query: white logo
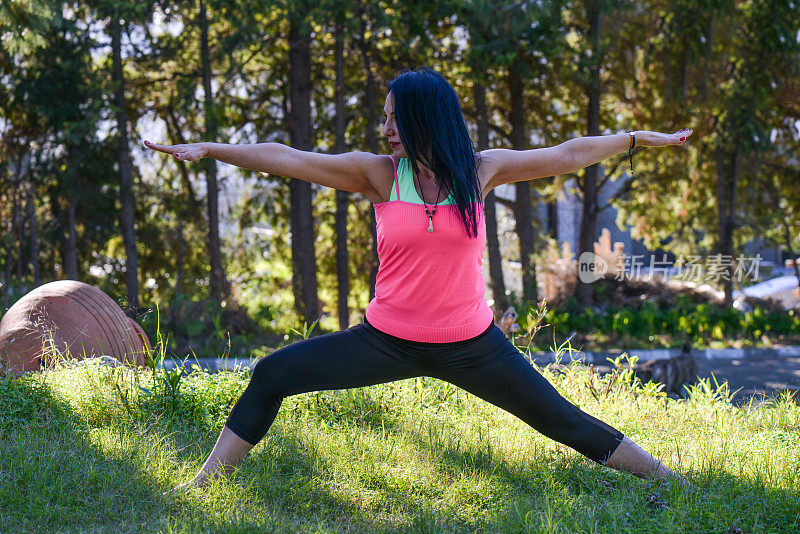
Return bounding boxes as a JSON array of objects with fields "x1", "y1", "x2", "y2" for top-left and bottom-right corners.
[{"x1": 578, "y1": 252, "x2": 608, "y2": 284}]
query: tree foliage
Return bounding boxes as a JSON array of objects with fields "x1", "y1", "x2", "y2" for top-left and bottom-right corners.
[{"x1": 1, "y1": 0, "x2": 798, "y2": 339}]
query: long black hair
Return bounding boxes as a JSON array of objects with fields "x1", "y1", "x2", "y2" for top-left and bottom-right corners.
[{"x1": 388, "y1": 67, "x2": 482, "y2": 238}]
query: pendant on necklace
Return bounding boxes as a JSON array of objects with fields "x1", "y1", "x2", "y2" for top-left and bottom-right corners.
[{"x1": 427, "y1": 214, "x2": 434, "y2": 232}]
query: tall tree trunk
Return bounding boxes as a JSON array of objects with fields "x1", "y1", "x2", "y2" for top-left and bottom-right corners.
[
  {"x1": 176, "y1": 212, "x2": 186, "y2": 295},
  {"x1": 475, "y1": 81, "x2": 508, "y2": 317},
  {"x1": 170, "y1": 211, "x2": 186, "y2": 328},
  {"x1": 714, "y1": 140, "x2": 739, "y2": 306},
  {"x1": 577, "y1": 0, "x2": 602, "y2": 309},
  {"x1": 64, "y1": 195, "x2": 79, "y2": 280},
  {"x1": 166, "y1": 107, "x2": 202, "y2": 211},
  {"x1": 111, "y1": 15, "x2": 140, "y2": 313},
  {"x1": 13, "y1": 159, "x2": 23, "y2": 285},
  {"x1": 334, "y1": 20, "x2": 350, "y2": 330},
  {"x1": 24, "y1": 171, "x2": 41, "y2": 285},
  {"x1": 2, "y1": 169, "x2": 11, "y2": 306},
  {"x1": 288, "y1": 14, "x2": 320, "y2": 324},
  {"x1": 15, "y1": 190, "x2": 23, "y2": 285},
  {"x1": 508, "y1": 60, "x2": 537, "y2": 304},
  {"x1": 357, "y1": 5, "x2": 379, "y2": 301},
  {"x1": 8, "y1": 162, "x2": 21, "y2": 287},
  {"x1": 3, "y1": 208, "x2": 11, "y2": 304},
  {"x1": 199, "y1": 0, "x2": 229, "y2": 303},
  {"x1": 548, "y1": 200, "x2": 558, "y2": 239}
]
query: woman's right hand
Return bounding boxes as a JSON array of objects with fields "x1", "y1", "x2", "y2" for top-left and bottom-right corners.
[{"x1": 144, "y1": 140, "x2": 209, "y2": 162}]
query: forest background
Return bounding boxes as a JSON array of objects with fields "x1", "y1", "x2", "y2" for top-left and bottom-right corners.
[{"x1": 2, "y1": 0, "x2": 799, "y2": 359}]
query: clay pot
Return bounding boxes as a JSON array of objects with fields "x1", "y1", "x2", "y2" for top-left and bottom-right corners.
[{"x1": 0, "y1": 280, "x2": 151, "y2": 373}]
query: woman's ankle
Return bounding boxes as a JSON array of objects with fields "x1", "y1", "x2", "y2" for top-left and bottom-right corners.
[
  {"x1": 192, "y1": 426, "x2": 254, "y2": 482},
  {"x1": 604, "y1": 436, "x2": 681, "y2": 481}
]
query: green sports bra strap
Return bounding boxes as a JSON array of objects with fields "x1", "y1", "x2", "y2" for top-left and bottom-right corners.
[{"x1": 389, "y1": 156, "x2": 400, "y2": 202}]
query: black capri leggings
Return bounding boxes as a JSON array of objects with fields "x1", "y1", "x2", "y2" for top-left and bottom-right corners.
[{"x1": 225, "y1": 319, "x2": 624, "y2": 464}]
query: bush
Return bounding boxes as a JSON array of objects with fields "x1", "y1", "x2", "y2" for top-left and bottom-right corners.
[{"x1": 516, "y1": 298, "x2": 800, "y2": 350}]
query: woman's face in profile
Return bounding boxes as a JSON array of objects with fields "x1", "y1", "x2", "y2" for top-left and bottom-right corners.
[{"x1": 382, "y1": 92, "x2": 408, "y2": 158}]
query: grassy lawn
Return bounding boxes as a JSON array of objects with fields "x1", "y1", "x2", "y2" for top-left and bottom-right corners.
[{"x1": 1, "y1": 358, "x2": 798, "y2": 533}]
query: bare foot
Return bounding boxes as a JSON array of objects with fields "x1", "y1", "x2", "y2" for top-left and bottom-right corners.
[
  {"x1": 163, "y1": 426, "x2": 254, "y2": 497},
  {"x1": 163, "y1": 476, "x2": 209, "y2": 496},
  {"x1": 605, "y1": 436, "x2": 689, "y2": 487}
]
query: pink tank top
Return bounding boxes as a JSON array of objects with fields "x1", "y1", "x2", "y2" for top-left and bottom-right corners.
[{"x1": 364, "y1": 156, "x2": 494, "y2": 342}]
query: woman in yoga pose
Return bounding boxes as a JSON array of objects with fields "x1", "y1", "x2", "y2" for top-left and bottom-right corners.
[{"x1": 145, "y1": 67, "x2": 692, "y2": 491}]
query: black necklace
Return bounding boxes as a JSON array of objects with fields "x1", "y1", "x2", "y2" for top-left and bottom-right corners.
[{"x1": 415, "y1": 173, "x2": 444, "y2": 232}]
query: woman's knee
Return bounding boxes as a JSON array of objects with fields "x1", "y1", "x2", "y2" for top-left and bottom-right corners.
[{"x1": 248, "y1": 348, "x2": 295, "y2": 398}]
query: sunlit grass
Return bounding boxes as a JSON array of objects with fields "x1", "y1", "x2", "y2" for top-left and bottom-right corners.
[{"x1": 2, "y1": 349, "x2": 799, "y2": 533}]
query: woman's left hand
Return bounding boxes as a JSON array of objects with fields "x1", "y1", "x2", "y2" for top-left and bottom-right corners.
[{"x1": 634, "y1": 129, "x2": 693, "y2": 148}]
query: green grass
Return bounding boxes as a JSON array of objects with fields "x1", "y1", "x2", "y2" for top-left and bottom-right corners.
[{"x1": 1, "y1": 353, "x2": 799, "y2": 534}]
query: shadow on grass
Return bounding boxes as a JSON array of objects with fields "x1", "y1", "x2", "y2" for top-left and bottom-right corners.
[
  {"x1": 249, "y1": 379, "x2": 800, "y2": 533},
  {"x1": 235, "y1": 425, "x2": 403, "y2": 532},
  {"x1": 0, "y1": 371, "x2": 269, "y2": 533}
]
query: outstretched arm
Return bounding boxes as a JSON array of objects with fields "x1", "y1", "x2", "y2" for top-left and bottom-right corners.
[
  {"x1": 143, "y1": 140, "x2": 386, "y2": 200},
  {"x1": 479, "y1": 129, "x2": 692, "y2": 194}
]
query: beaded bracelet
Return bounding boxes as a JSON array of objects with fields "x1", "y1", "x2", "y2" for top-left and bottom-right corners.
[{"x1": 627, "y1": 131, "x2": 636, "y2": 175}]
